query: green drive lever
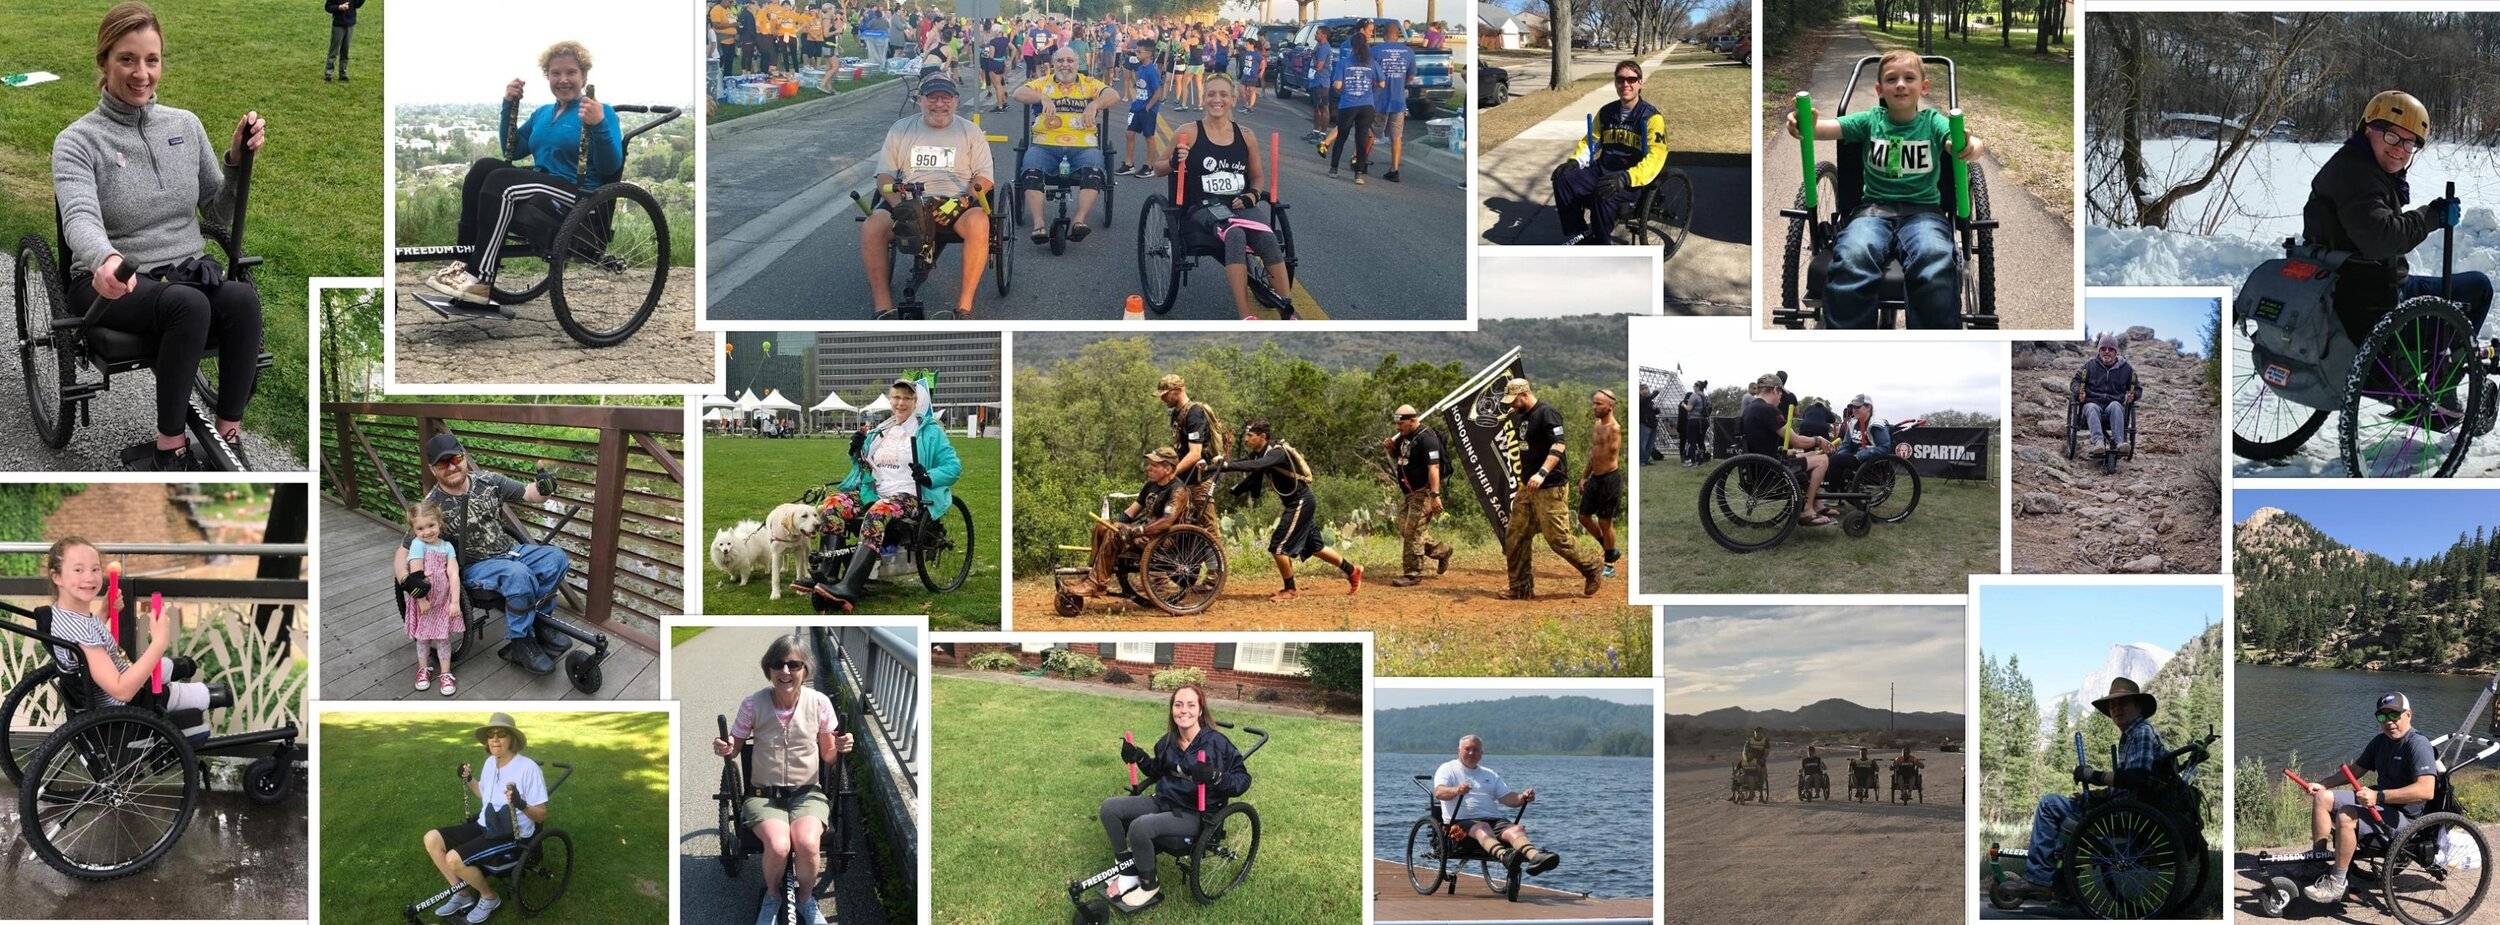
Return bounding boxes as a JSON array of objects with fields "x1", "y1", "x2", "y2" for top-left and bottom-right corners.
[
  {"x1": 1796, "y1": 92, "x2": 1816, "y2": 210},
  {"x1": 1950, "y1": 107, "x2": 1970, "y2": 220}
]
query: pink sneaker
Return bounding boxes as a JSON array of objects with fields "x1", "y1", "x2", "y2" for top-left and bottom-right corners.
[
  {"x1": 414, "y1": 667, "x2": 432, "y2": 692},
  {"x1": 439, "y1": 672, "x2": 457, "y2": 697}
]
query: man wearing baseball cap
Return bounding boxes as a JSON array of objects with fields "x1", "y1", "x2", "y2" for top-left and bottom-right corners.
[
  {"x1": 1738, "y1": 373, "x2": 1834, "y2": 526},
  {"x1": 862, "y1": 72, "x2": 997, "y2": 318},
  {"x1": 1157, "y1": 374, "x2": 1222, "y2": 528},
  {"x1": 2296, "y1": 691, "x2": 2440, "y2": 904},
  {"x1": 1062, "y1": 448, "x2": 1185, "y2": 599},
  {"x1": 2002, "y1": 677, "x2": 2174, "y2": 904},
  {"x1": 1497, "y1": 378, "x2": 1601, "y2": 599},
  {"x1": 1383, "y1": 404, "x2": 1452, "y2": 587},
  {"x1": 402, "y1": 433, "x2": 571, "y2": 675}
]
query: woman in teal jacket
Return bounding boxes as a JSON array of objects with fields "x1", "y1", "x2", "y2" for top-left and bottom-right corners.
[{"x1": 808, "y1": 377, "x2": 960, "y2": 609}]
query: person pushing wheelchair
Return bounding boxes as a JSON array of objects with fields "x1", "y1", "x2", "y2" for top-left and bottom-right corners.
[
  {"x1": 2292, "y1": 691, "x2": 2439, "y2": 905},
  {"x1": 1999, "y1": 678, "x2": 2171, "y2": 905}
]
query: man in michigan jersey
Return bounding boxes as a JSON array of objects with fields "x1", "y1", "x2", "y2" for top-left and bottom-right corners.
[
  {"x1": 1010, "y1": 45, "x2": 1121, "y2": 245},
  {"x1": 1549, "y1": 60, "x2": 1667, "y2": 245}
]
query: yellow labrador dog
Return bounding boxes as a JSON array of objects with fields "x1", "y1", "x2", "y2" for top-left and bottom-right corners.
[{"x1": 763, "y1": 503, "x2": 825, "y2": 600}]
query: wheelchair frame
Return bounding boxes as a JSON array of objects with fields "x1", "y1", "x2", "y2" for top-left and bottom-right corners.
[
  {"x1": 1773, "y1": 56, "x2": 2000, "y2": 331},
  {"x1": 390, "y1": 492, "x2": 613, "y2": 694},
  {"x1": 1013, "y1": 103, "x2": 1119, "y2": 256},
  {"x1": 1402, "y1": 773, "x2": 1534, "y2": 901},
  {"x1": 1134, "y1": 132, "x2": 1299, "y2": 318},
  {"x1": 0, "y1": 600, "x2": 302, "y2": 880},
  {"x1": 403, "y1": 761, "x2": 578, "y2": 923},
  {"x1": 793, "y1": 480, "x2": 978, "y2": 612},
  {"x1": 1050, "y1": 491, "x2": 1229, "y2": 617},
  {"x1": 1846, "y1": 759, "x2": 1880, "y2": 803},
  {"x1": 391, "y1": 103, "x2": 681, "y2": 347},
  {"x1": 851, "y1": 175, "x2": 1016, "y2": 321},
  {"x1": 1986, "y1": 727, "x2": 2219, "y2": 919},
  {"x1": 12, "y1": 146, "x2": 277, "y2": 470},
  {"x1": 1696, "y1": 437, "x2": 1924, "y2": 553},
  {"x1": 711, "y1": 706, "x2": 858, "y2": 925},
  {"x1": 2066, "y1": 375, "x2": 2139, "y2": 474},
  {"x1": 1068, "y1": 721, "x2": 1268, "y2": 923},
  {"x1": 1729, "y1": 759, "x2": 1771, "y2": 805},
  {"x1": 1797, "y1": 761, "x2": 1831, "y2": 802},
  {"x1": 1891, "y1": 760, "x2": 1925, "y2": 804}
]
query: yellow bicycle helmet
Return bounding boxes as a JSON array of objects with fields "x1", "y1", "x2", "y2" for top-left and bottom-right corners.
[{"x1": 2360, "y1": 90, "x2": 2430, "y2": 146}]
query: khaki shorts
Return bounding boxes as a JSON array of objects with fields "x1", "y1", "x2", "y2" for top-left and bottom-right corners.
[{"x1": 740, "y1": 788, "x2": 832, "y2": 828}]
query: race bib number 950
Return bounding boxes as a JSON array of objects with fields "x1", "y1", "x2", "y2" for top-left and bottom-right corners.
[{"x1": 909, "y1": 145, "x2": 958, "y2": 171}]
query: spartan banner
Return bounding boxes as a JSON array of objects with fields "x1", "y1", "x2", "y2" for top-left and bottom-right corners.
[
  {"x1": 1708, "y1": 419, "x2": 1993, "y2": 481},
  {"x1": 1431, "y1": 350, "x2": 1529, "y2": 535}
]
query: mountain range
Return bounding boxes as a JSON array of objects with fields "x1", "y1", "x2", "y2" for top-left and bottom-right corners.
[
  {"x1": 1663, "y1": 697, "x2": 1963, "y2": 732},
  {"x1": 1376, "y1": 695, "x2": 1652, "y2": 756}
]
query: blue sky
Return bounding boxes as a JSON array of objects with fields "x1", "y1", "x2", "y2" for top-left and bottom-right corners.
[
  {"x1": 2235, "y1": 489, "x2": 2500, "y2": 563},
  {"x1": 2083, "y1": 296, "x2": 2216, "y2": 356},
  {"x1": 1375, "y1": 687, "x2": 1655, "y2": 711},
  {"x1": 1979, "y1": 585, "x2": 2220, "y2": 695},
  {"x1": 1660, "y1": 605, "x2": 1965, "y2": 714}
]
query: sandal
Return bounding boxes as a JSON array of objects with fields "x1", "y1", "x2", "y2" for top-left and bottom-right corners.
[
  {"x1": 1068, "y1": 222, "x2": 1093, "y2": 242},
  {"x1": 1798, "y1": 513, "x2": 1835, "y2": 527},
  {"x1": 1031, "y1": 225, "x2": 1050, "y2": 244}
]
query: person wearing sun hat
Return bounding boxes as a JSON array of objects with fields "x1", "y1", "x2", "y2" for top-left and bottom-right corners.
[
  {"x1": 1999, "y1": 678, "x2": 2173, "y2": 904},
  {"x1": 2296, "y1": 691, "x2": 2440, "y2": 905},
  {"x1": 421, "y1": 713, "x2": 552, "y2": 924}
]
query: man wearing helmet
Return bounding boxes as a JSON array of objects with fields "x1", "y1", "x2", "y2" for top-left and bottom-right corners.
[{"x1": 2306, "y1": 91, "x2": 2492, "y2": 353}]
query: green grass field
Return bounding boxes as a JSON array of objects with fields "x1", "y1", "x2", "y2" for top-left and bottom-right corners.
[
  {"x1": 701, "y1": 435, "x2": 1001, "y2": 629},
  {"x1": 0, "y1": 1, "x2": 384, "y2": 460},
  {"x1": 1646, "y1": 46, "x2": 1752, "y2": 157},
  {"x1": 1638, "y1": 458, "x2": 1999, "y2": 594},
  {"x1": 932, "y1": 674, "x2": 1362, "y2": 925},
  {"x1": 1850, "y1": 19, "x2": 2074, "y2": 158},
  {"x1": 318, "y1": 711, "x2": 669, "y2": 924}
]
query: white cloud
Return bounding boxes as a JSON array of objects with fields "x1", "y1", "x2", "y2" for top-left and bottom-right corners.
[{"x1": 1661, "y1": 606, "x2": 1966, "y2": 714}]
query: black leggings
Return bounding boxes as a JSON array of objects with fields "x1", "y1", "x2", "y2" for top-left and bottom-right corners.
[
  {"x1": 69, "y1": 273, "x2": 261, "y2": 438},
  {"x1": 1099, "y1": 795, "x2": 1197, "y2": 887},
  {"x1": 455, "y1": 159, "x2": 578, "y2": 280},
  {"x1": 1330, "y1": 105, "x2": 1376, "y2": 172}
]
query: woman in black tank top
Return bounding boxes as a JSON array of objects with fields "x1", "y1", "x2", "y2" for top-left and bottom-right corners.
[{"x1": 1154, "y1": 73, "x2": 1293, "y2": 318}]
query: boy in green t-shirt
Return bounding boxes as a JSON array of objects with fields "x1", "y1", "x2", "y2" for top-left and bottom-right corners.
[{"x1": 1785, "y1": 50, "x2": 1985, "y2": 329}]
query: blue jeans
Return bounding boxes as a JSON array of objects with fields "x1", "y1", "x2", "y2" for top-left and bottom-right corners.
[
  {"x1": 1019, "y1": 144, "x2": 1106, "y2": 179},
  {"x1": 462, "y1": 544, "x2": 570, "y2": 639},
  {"x1": 2084, "y1": 401, "x2": 2126, "y2": 446},
  {"x1": 1827, "y1": 210, "x2": 1958, "y2": 330},
  {"x1": 2026, "y1": 792, "x2": 2084, "y2": 886},
  {"x1": 2399, "y1": 270, "x2": 2496, "y2": 332}
]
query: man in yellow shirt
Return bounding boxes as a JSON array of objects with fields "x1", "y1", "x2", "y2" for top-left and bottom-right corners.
[
  {"x1": 775, "y1": 0, "x2": 803, "y2": 72},
  {"x1": 805, "y1": 4, "x2": 835, "y2": 69},
  {"x1": 710, "y1": 0, "x2": 741, "y2": 75},
  {"x1": 1009, "y1": 46, "x2": 1120, "y2": 245}
]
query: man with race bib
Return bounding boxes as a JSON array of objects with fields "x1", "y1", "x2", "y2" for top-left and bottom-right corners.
[
  {"x1": 1010, "y1": 46, "x2": 1120, "y2": 245},
  {"x1": 861, "y1": 75, "x2": 996, "y2": 318}
]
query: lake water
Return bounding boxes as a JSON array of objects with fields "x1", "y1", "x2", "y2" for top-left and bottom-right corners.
[
  {"x1": 1372, "y1": 752, "x2": 1654, "y2": 899},
  {"x1": 2236, "y1": 664, "x2": 2496, "y2": 771}
]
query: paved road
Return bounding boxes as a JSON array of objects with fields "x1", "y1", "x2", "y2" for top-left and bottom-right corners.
[
  {"x1": 705, "y1": 75, "x2": 1469, "y2": 322},
  {"x1": 1757, "y1": 25, "x2": 2073, "y2": 332},
  {"x1": 1483, "y1": 48, "x2": 1642, "y2": 94},
  {"x1": 676, "y1": 626, "x2": 888, "y2": 925}
]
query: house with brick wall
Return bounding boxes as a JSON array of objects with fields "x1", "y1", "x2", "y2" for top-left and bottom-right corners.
[{"x1": 941, "y1": 641, "x2": 1317, "y2": 695}]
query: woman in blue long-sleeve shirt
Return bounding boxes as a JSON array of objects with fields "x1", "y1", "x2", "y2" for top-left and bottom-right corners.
[{"x1": 424, "y1": 40, "x2": 624, "y2": 303}]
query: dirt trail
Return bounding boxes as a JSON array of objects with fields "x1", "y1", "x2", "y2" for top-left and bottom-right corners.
[
  {"x1": 1664, "y1": 745, "x2": 1962, "y2": 925},
  {"x1": 2010, "y1": 327, "x2": 2221, "y2": 574}
]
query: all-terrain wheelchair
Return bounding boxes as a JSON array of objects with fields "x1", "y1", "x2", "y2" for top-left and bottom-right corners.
[
  {"x1": 393, "y1": 102, "x2": 681, "y2": 347},
  {"x1": 1892, "y1": 760, "x2": 1924, "y2": 804},
  {"x1": 2067, "y1": 372, "x2": 2139, "y2": 475},
  {"x1": 402, "y1": 761, "x2": 578, "y2": 923},
  {"x1": 1068, "y1": 721, "x2": 1267, "y2": 923},
  {"x1": 1051, "y1": 489, "x2": 1228, "y2": 617},
  {"x1": 850, "y1": 178, "x2": 1015, "y2": 320},
  {"x1": 1696, "y1": 431, "x2": 1924, "y2": 553},
  {"x1": 2246, "y1": 679, "x2": 2498, "y2": 925},
  {"x1": 1401, "y1": 772, "x2": 1548, "y2": 902},
  {"x1": 1797, "y1": 760, "x2": 1830, "y2": 801},
  {"x1": 1563, "y1": 112, "x2": 1695, "y2": 260},
  {"x1": 388, "y1": 479, "x2": 613, "y2": 694},
  {"x1": 1848, "y1": 758, "x2": 1880, "y2": 802},
  {"x1": 12, "y1": 147, "x2": 276, "y2": 470},
  {"x1": 792, "y1": 480, "x2": 977, "y2": 612},
  {"x1": 1014, "y1": 104, "x2": 1118, "y2": 255},
  {"x1": 1774, "y1": 56, "x2": 1999, "y2": 330},
  {"x1": 1987, "y1": 727, "x2": 2219, "y2": 919},
  {"x1": 0, "y1": 599, "x2": 302, "y2": 880},
  {"x1": 712, "y1": 711, "x2": 858, "y2": 925},
  {"x1": 1135, "y1": 135, "x2": 1300, "y2": 317},
  {"x1": 2232, "y1": 182, "x2": 2499, "y2": 477},
  {"x1": 1729, "y1": 758, "x2": 1770, "y2": 805}
]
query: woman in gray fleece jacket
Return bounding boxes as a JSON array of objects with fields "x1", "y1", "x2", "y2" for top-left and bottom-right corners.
[{"x1": 52, "y1": 2, "x2": 266, "y2": 471}]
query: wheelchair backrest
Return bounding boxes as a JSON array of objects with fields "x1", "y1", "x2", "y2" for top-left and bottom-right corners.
[{"x1": 32, "y1": 606, "x2": 102, "y2": 715}]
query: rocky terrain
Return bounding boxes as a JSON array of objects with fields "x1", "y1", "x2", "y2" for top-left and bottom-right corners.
[{"x1": 2010, "y1": 327, "x2": 2220, "y2": 574}]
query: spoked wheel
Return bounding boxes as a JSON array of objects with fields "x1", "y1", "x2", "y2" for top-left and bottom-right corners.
[
  {"x1": 1481, "y1": 854, "x2": 1520, "y2": 900},
  {"x1": 914, "y1": 495, "x2": 976, "y2": 592},
  {"x1": 1776, "y1": 161, "x2": 1838, "y2": 327},
  {"x1": 2384, "y1": 811, "x2": 2492, "y2": 925},
  {"x1": 488, "y1": 249, "x2": 555, "y2": 305},
  {"x1": 716, "y1": 749, "x2": 746, "y2": 878},
  {"x1": 19, "y1": 706, "x2": 200, "y2": 880},
  {"x1": 2065, "y1": 406, "x2": 2081, "y2": 459},
  {"x1": 1187, "y1": 802, "x2": 1259, "y2": 902},
  {"x1": 514, "y1": 828, "x2": 576, "y2": 916},
  {"x1": 2053, "y1": 796, "x2": 2196, "y2": 920},
  {"x1": 1632, "y1": 168, "x2": 1694, "y2": 262},
  {"x1": 1, "y1": 662, "x2": 60, "y2": 785},
  {"x1": 2339, "y1": 296, "x2": 2482, "y2": 478},
  {"x1": 1854, "y1": 455, "x2": 1922, "y2": 523},
  {"x1": 990, "y1": 190, "x2": 1015, "y2": 298},
  {"x1": 548, "y1": 183, "x2": 669, "y2": 347},
  {"x1": 1136, "y1": 196, "x2": 1183, "y2": 315},
  {"x1": 14, "y1": 235, "x2": 73, "y2": 448},
  {"x1": 1404, "y1": 817, "x2": 1449, "y2": 895},
  {"x1": 1697, "y1": 454, "x2": 1802, "y2": 552},
  {"x1": 189, "y1": 370, "x2": 253, "y2": 471},
  {"x1": 2233, "y1": 328, "x2": 2333, "y2": 461},
  {"x1": 1271, "y1": 202, "x2": 1298, "y2": 289},
  {"x1": 1963, "y1": 166, "x2": 1998, "y2": 329},
  {"x1": 1138, "y1": 525, "x2": 1225, "y2": 615}
]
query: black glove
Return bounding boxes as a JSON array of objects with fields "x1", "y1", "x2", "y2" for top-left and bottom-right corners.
[
  {"x1": 848, "y1": 429, "x2": 868, "y2": 460},
  {"x1": 1595, "y1": 170, "x2": 1630, "y2": 197},
  {"x1": 535, "y1": 465, "x2": 558, "y2": 498},
  {"x1": 912, "y1": 462, "x2": 932, "y2": 488},
  {"x1": 2072, "y1": 767, "x2": 2109, "y2": 787},
  {"x1": 1188, "y1": 756, "x2": 1222, "y2": 785},
  {"x1": 398, "y1": 571, "x2": 433, "y2": 599},
  {"x1": 1121, "y1": 739, "x2": 1151, "y2": 766}
]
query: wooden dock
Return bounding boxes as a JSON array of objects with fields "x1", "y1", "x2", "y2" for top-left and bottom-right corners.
[{"x1": 1372, "y1": 857, "x2": 1654, "y2": 923}]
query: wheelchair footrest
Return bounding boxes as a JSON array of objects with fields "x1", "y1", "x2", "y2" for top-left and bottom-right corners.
[{"x1": 413, "y1": 292, "x2": 515, "y2": 321}]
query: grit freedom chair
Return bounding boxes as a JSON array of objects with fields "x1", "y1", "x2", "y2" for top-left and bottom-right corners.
[
  {"x1": 1401, "y1": 773, "x2": 1553, "y2": 902},
  {"x1": 0, "y1": 590, "x2": 302, "y2": 879},
  {"x1": 1773, "y1": 57, "x2": 2000, "y2": 330},
  {"x1": 711, "y1": 712, "x2": 858, "y2": 925},
  {"x1": 1847, "y1": 756, "x2": 1880, "y2": 802},
  {"x1": 402, "y1": 761, "x2": 578, "y2": 923},
  {"x1": 789, "y1": 479, "x2": 977, "y2": 613},
  {"x1": 849, "y1": 112, "x2": 1015, "y2": 320},
  {"x1": 1728, "y1": 756, "x2": 1770, "y2": 804},
  {"x1": 1016, "y1": 105, "x2": 1118, "y2": 255},
  {"x1": 1892, "y1": 759, "x2": 1924, "y2": 804},
  {"x1": 1067, "y1": 722, "x2": 1267, "y2": 924},
  {"x1": 2232, "y1": 181, "x2": 2500, "y2": 477},
  {"x1": 1695, "y1": 421, "x2": 1926, "y2": 553},
  {"x1": 1563, "y1": 112, "x2": 1694, "y2": 260},
  {"x1": 1050, "y1": 490, "x2": 1228, "y2": 617},
  {"x1": 394, "y1": 90, "x2": 681, "y2": 348},
  {"x1": 12, "y1": 146, "x2": 275, "y2": 470},
  {"x1": 2067, "y1": 370, "x2": 2140, "y2": 476},
  {"x1": 388, "y1": 466, "x2": 615, "y2": 694},
  {"x1": 1797, "y1": 758, "x2": 1831, "y2": 802},
  {"x1": 2245, "y1": 674, "x2": 2500, "y2": 925},
  {"x1": 1134, "y1": 132, "x2": 1299, "y2": 318},
  {"x1": 1985, "y1": 726, "x2": 2220, "y2": 919}
]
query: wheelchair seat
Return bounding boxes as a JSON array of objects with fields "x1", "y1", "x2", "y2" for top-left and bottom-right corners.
[
  {"x1": 1802, "y1": 139, "x2": 1968, "y2": 308},
  {"x1": 32, "y1": 607, "x2": 103, "y2": 716}
]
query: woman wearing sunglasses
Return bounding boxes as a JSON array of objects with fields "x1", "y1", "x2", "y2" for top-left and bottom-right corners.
[
  {"x1": 2306, "y1": 90, "x2": 2492, "y2": 347},
  {"x1": 712, "y1": 634, "x2": 856, "y2": 925}
]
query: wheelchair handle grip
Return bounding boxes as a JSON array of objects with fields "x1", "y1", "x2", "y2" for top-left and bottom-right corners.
[
  {"x1": 2340, "y1": 764, "x2": 2385, "y2": 824},
  {"x1": 225, "y1": 141, "x2": 255, "y2": 280},
  {"x1": 2446, "y1": 181, "x2": 2456, "y2": 299},
  {"x1": 81, "y1": 260, "x2": 140, "y2": 328}
]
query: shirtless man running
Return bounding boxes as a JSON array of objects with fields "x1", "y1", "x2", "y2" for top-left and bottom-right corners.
[{"x1": 1577, "y1": 389, "x2": 1624, "y2": 578}]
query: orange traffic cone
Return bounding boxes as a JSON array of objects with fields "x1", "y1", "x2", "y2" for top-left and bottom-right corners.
[{"x1": 1123, "y1": 294, "x2": 1145, "y2": 320}]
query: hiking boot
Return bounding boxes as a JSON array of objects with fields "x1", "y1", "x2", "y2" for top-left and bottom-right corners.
[
  {"x1": 2302, "y1": 868, "x2": 2350, "y2": 904},
  {"x1": 533, "y1": 618, "x2": 574, "y2": 655},
  {"x1": 500, "y1": 636, "x2": 556, "y2": 675},
  {"x1": 1523, "y1": 846, "x2": 1561, "y2": 875},
  {"x1": 1582, "y1": 570, "x2": 1602, "y2": 597},
  {"x1": 1390, "y1": 575, "x2": 1422, "y2": 588},
  {"x1": 1496, "y1": 589, "x2": 1533, "y2": 601},
  {"x1": 1430, "y1": 543, "x2": 1452, "y2": 574}
]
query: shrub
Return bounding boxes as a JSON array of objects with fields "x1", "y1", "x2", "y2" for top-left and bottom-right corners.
[
  {"x1": 1150, "y1": 667, "x2": 1207, "y2": 691},
  {"x1": 965, "y1": 650, "x2": 1022, "y2": 672},
  {"x1": 1301, "y1": 643, "x2": 1362, "y2": 694},
  {"x1": 1042, "y1": 648, "x2": 1106, "y2": 679},
  {"x1": 1103, "y1": 668, "x2": 1134, "y2": 685},
  {"x1": 1253, "y1": 688, "x2": 1281, "y2": 703}
]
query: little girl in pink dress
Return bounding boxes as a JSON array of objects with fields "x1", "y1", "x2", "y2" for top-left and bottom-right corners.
[{"x1": 402, "y1": 502, "x2": 464, "y2": 696}]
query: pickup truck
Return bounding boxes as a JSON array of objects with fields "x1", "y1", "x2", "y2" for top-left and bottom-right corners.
[{"x1": 1274, "y1": 18, "x2": 1456, "y2": 118}]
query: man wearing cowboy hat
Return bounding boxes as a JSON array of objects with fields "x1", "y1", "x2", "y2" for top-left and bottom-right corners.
[
  {"x1": 2296, "y1": 691, "x2": 2440, "y2": 904},
  {"x1": 1497, "y1": 378, "x2": 1601, "y2": 599},
  {"x1": 2002, "y1": 678, "x2": 2172, "y2": 904},
  {"x1": 424, "y1": 713, "x2": 552, "y2": 924},
  {"x1": 1383, "y1": 404, "x2": 1452, "y2": 587}
]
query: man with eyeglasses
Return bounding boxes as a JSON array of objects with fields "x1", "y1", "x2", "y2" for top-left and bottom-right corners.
[
  {"x1": 1549, "y1": 59, "x2": 1666, "y2": 245},
  {"x1": 418, "y1": 433, "x2": 572, "y2": 675},
  {"x1": 2306, "y1": 91, "x2": 2493, "y2": 364},
  {"x1": 2293, "y1": 692, "x2": 2440, "y2": 905}
]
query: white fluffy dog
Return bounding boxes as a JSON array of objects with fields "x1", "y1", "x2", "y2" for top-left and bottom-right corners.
[
  {"x1": 763, "y1": 503, "x2": 826, "y2": 600},
  {"x1": 710, "y1": 520, "x2": 771, "y2": 589}
]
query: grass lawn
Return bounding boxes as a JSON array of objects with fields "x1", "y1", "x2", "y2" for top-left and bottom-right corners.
[
  {"x1": 1638, "y1": 458, "x2": 2000, "y2": 594},
  {"x1": 932, "y1": 675, "x2": 1361, "y2": 925},
  {"x1": 1849, "y1": 18, "x2": 2073, "y2": 157},
  {"x1": 1647, "y1": 51, "x2": 1753, "y2": 156},
  {"x1": 713, "y1": 34, "x2": 902, "y2": 124},
  {"x1": 700, "y1": 435, "x2": 1001, "y2": 629},
  {"x1": 0, "y1": 0, "x2": 382, "y2": 461},
  {"x1": 319, "y1": 710, "x2": 669, "y2": 924},
  {"x1": 1374, "y1": 605, "x2": 1653, "y2": 678},
  {"x1": 670, "y1": 624, "x2": 709, "y2": 647}
]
